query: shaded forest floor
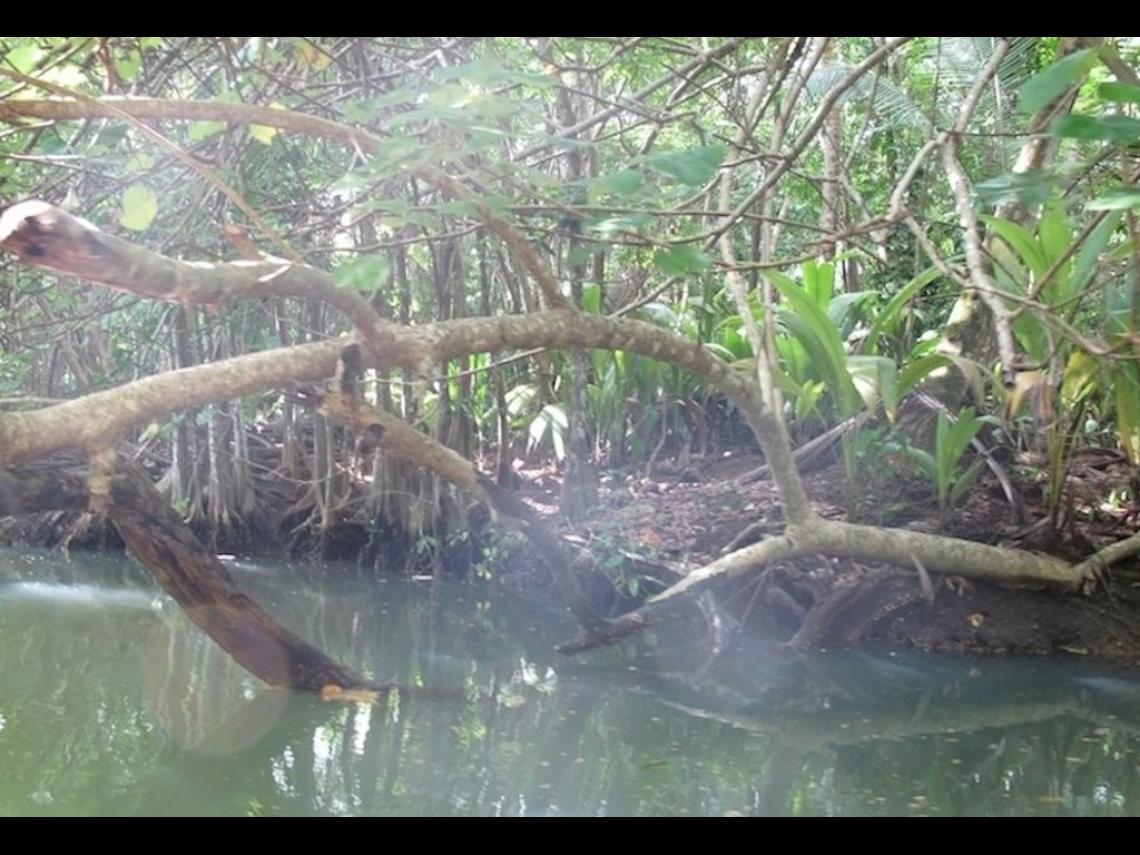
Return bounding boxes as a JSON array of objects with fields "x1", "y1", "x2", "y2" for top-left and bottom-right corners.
[{"x1": 499, "y1": 445, "x2": 1140, "y2": 663}]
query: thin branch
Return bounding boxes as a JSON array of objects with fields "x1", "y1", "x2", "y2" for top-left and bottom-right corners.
[
  {"x1": 941, "y1": 38, "x2": 1019, "y2": 386},
  {"x1": 707, "y1": 37, "x2": 912, "y2": 245}
]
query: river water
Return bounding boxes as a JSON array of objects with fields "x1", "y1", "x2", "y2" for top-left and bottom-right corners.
[{"x1": 1, "y1": 548, "x2": 1138, "y2": 816}]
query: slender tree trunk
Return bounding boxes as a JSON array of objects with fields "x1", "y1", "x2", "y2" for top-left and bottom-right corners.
[{"x1": 553, "y1": 59, "x2": 598, "y2": 521}]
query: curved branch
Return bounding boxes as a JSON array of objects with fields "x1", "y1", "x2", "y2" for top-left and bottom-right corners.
[
  {"x1": 0, "y1": 98, "x2": 571, "y2": 312},
  {"x1": 1073, "y1": 531, "x2": 1140, "y2": 589},
  {"x1": 0, "y1": 198, "x2": 809, "y2": 505},
  {"x1": 0, "y1": 200, "x2": 401, "y2": 365},
  {"x1": 941, "y1": 38, "x2": 1019, "y2": 387},
  {"x1": 310, "y1": 344, "x2": 610, "y2": 635}
]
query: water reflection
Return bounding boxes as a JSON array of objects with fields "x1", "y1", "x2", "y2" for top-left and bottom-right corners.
[{"x1": 0, "y1": 548, "x2": 1138, "y2": 816}]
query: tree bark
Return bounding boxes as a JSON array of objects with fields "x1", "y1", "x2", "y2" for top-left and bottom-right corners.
[{"x1": 0, "y1": 455, "x2": 381, "y2": 694}]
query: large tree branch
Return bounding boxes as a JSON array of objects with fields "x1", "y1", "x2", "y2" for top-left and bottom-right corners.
[
  {"x1": 0, "y1": 454, "x2": 383, "y2": 695},
  {"x1": 0, "y1": 98, "x2": 569, "y2": 314},
  {"x1": 0, "y1": 201, "x2": 401, "y2": 367},
  {"x1": 0, "y1": 197, "x2": 801, "y2": 492},
  {"x1": 0, "y1": 84, "x2": 1100, "y2": 664}
]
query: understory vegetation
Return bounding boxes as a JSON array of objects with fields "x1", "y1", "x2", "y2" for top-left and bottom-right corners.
[{"x1": 1, "y1": 37, "x2": 1139, "y2": 685}]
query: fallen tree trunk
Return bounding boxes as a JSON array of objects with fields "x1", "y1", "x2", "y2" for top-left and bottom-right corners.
[{"x1": 0, "y1": 455, "x2": 381, "y2": 695}]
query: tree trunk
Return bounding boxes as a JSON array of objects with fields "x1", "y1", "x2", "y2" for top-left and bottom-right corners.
[{"x1": 0, "y1": 455, "x2": 380, "y2": 693}]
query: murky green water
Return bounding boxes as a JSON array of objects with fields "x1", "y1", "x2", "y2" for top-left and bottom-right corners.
[{"x1": 1, "y1": 548, "x2": 1139, "y2": 816}]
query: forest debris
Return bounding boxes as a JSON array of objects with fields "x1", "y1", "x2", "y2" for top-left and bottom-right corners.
[{"x1": 321, "y1": 684, "x2": 381, "y2": 704}]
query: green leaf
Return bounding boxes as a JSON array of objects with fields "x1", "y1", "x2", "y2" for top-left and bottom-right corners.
[
  {"x1": 826, "y1": 290, "x2": 873, "y2": 335},
  {"x1": 1098, "y1": 81, "x2": 1140, "y2": 106},
  {"x1": 716, "y1": 319, "x2": 752, "y2": 359},
  {"x1": 427, "y1": 82, "x2": 469, "y2": 108},
  {"x1": 119, "y1": 185, "x2": 158, "y2": 231},
  {"x1": 905, "y1": 446, "x2": 939, "y2": 485},
  {"x1": 188, "y1": 120, "x2": 224, "y2": 143},
  {"x1": 582, "y1": 282, "x2": 602, "y2": 315},
  {"x1": 975, "y1": 171, "x2": 1054, "y2": 209},
  {"x1": 1113, "y1": 362, "x2": 1140, "y2": 465},
  {"x1": 125, "y1": 153, "x2": 154, "y2": 172},
  {"x1": 980, "y1": 215, "x2": 1047, "y2": 277},
  {"x1": 436, "y1": 59, "x2": 552, "y2": 87},
  {"x1": 793, "y1": 380, "x2": 825, "y2": 422},
  {"x1": 847, "y1": 355, "x2": 898, "y2": 418},
  {"x1": 38, "y1": 64, "x2": 86, "y2": 88},
  {"x1": 1038, "y1": 201, "x2": 1072, "y2": 267},
  {"x1": 1011, "y1": 309, "x2": 1049, "y2": 364},
  {"x1": 36, "y1": 127, "x2": 67, "y2": 155},
  {"x1": 642, "y1": 144, "x2": 727, "y2": 186},
  {"x1": 3, "y1": 44, "x2": 44, "y2": 75},
  {"x1": 436, "y1": 200, "x2": 480, "y2": 217},
  {"x1": 1037, "y1": 201, "x2": 1073, "y2": 302},
  {"x1": 1104, "y1": 267, "x2": 1137, "y2": 333},
  {"x1": 505, "y1": 384, "x2": 536, "y2": 417},
  {"x1": 803, "y1": 261, "x2": 835, "y2": 307},
  {"x1": 702, "y1": 342, "x2": 735, "y2": 362},
  {"x1": 1053, "y1": 114, "x2": 1140, "y2": 145},
  {"x1": 652, "y1": 245, "x2": 710, "y2": 277},
  {"x1": 1087, "y1": 187, "x2": 1140, "y2": 211},
  {"x1": 114, "y1": 49, "x2": 142, "y2": 83},
  {"x1": 95, "y1": 125, "x2": 131, "y2": 150},
  {"x1": 529, "y1": 404, "x2": 568, "y2": 461},
  {"x1": 1019, "y1": 48, "x2": 1098, "y2": 114},
  {"x1": 862, "y1": 266, "x2": 942, "y2": 354},
  {"x1": 332, "y1": 255, "x2": 388, "y2": 293},
  {"x1": 1070, "y1": 210, "x2": 1121, "y2": 294},
  {"x1": 898, "y1": 354, "x2": 984, "y2": 406},
  {"x1": 948, "y1": 457, "x2": 987, "y2": 508},
  {"x1": 769, "y1": 271, "x2": 860, "y2": 415},
  {"x1": 634, "y1": 301, "x2": 680, "y2": 328},
  {"x1": 1061, "y1": 350, "x2": 1101, "y2": 409},
  {"x1": 943, "y1": 407, "x2": 984, "y2": 472},
  {"x1": 591, "y1": 169, "x2": 642, "y2": 199}
]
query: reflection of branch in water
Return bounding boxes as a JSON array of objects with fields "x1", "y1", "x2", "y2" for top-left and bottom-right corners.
[
  {"x1": 649, "y1": 693, "x2": 1096, "y2": 750},
  {"x1": 571, "y1": 659, "x2": 1140, "y2": 752},
  {"x1": 692, "y1": 591, "x2": 740, "y2": 679}
]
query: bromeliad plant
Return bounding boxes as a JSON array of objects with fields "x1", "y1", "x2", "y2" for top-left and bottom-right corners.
[
  {"x1": 904, "y1": 406, "x2": 993, "y2": 518},
  {"x1": 763, "y1": 260, "x2": 961, "y2": 428},
  {"x1": 756, "y1": 260, "x2": 974, "y2": 501},
  {"x1": 983, "y1": 195, "x2": 1139, "y2": 527}
]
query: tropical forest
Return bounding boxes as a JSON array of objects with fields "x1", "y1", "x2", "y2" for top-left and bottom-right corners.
[{"x1": 1, "y1": 36, "x2": 1140, "y2": 816}]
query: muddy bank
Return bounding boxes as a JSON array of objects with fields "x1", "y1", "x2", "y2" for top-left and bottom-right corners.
[
  {"x1": 3, "y1": 442, "x2": 1139, "y2": 663},
  {"x1": 500, "y1": 447, "x2": 1140, "y2": 663}
]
